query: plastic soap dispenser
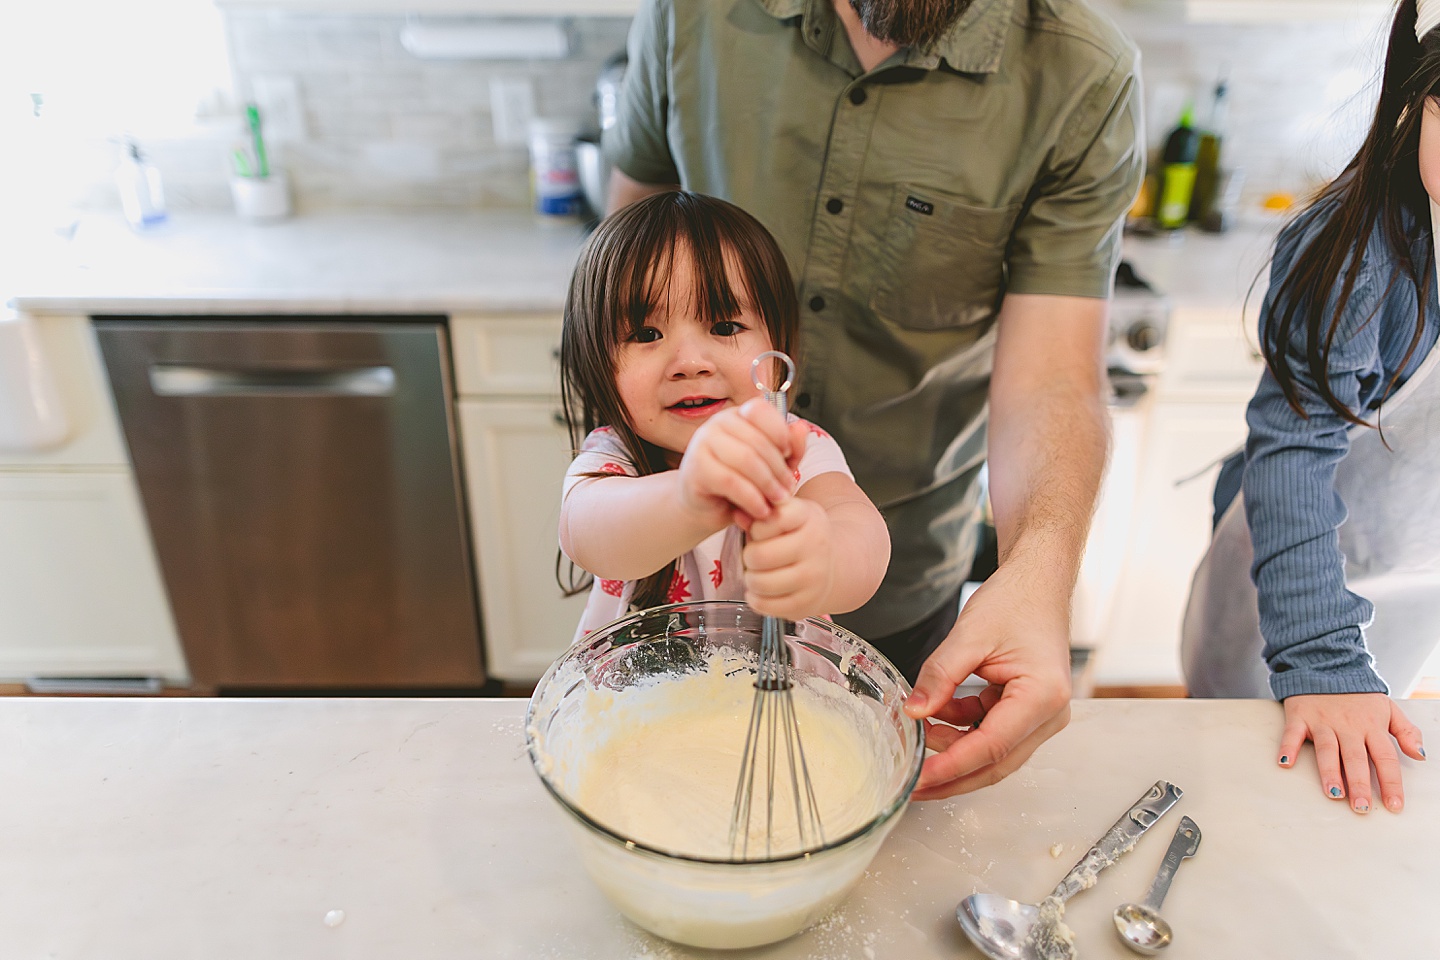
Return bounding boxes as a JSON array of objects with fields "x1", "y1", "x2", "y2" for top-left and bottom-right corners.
[{"x1": 114, "y1": 138, "x2": 167, "y2": 230}]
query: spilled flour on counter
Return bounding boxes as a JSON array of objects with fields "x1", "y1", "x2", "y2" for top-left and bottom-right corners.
[
  {"x1": 1028, "y1": 896, "x2": 1077, "y2": 960},
  {"x1": 559, "y1": 657, "x2": 889, "y2": 859}
]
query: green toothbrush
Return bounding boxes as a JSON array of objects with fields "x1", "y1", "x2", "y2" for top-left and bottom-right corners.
[{"x1": 246, "y1": 103, "x2": 269, "y2": 179}]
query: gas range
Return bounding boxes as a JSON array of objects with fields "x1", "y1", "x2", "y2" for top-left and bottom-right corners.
[{"x1": 1107, "y1": 260, "x2": 1170, "y2": 407}]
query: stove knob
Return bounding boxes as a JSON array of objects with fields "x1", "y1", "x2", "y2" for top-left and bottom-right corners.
[{"x1": 1126, "y1": 320, "x2": 1161, "y2": 353}]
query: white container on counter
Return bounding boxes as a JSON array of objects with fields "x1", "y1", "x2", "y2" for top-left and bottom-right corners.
[
  {"x1": 528, "y1": 118, "x2": 584, "y2": 219},
  {"x1": 230, "y1": 171, "x2": 292, "y2": 222}
]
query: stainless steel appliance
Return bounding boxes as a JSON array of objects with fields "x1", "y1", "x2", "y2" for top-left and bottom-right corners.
[{"x1": 95, "y1": 317, "x2": 484, "y2": 691}]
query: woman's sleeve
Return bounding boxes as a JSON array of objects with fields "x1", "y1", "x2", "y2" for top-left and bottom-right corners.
[{"x1": 1242, "y1": 250, "x2": 1389, "y2": 700}]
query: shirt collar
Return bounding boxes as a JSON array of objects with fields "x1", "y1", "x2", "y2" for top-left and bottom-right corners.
[{"x1": 755, "y1": 0, "x2": 1015, "y2": 75}]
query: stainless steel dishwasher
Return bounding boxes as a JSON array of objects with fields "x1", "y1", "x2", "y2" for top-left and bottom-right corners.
[{"x1": 95, "y1": 317, "x2": 485, "y2": 691}]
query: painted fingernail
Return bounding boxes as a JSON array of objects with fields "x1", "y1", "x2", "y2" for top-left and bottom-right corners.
[
  {"x1": 1279, "y1": 755, "x2": 1289, "y2": 765},
  {"x1": 1329, "y1": 786, "x2": 1343, "y2": 798},
  {"x1": 1354, "y1": 800, "x2": 1369, "y2": 814},
  {"x1": 1421, "y1": 746, "x2": 1428, "y2": 760}
]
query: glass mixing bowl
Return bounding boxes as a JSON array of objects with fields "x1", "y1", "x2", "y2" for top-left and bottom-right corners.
[{"x1": 525, "y1": 600, "x2": 925, "y2": 949}]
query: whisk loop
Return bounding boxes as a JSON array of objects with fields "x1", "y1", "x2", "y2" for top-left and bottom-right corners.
[{"x1": 729, "y1": 351, "x2": 826, "y2": 860}]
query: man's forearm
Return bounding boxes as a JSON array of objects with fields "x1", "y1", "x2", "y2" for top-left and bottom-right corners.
[
  {"x1": 986, "y1": 294, "x2": 1111, "y2": 596},
  {"x1": 988, "y1": 382, "x2": 1108, "y2": 588}
]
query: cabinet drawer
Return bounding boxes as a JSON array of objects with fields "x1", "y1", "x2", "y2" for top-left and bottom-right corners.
[{"x1": 451, "y1": 314, "x2": 563, "y2": 397}]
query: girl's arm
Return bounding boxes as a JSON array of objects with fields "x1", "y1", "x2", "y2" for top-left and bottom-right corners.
[
  {"x1": 560, "y1": 470, "x2": 725, "y2": 582},
  {"x1": 1244, "y1": 222, "x2": 1427, "y2": 813},
  {"x1": 1244, "y1": 266, "x2": 1385, "y2": 700},
  {"x1": 561, "y1": 404, "x2": 800, "y2": 581}
]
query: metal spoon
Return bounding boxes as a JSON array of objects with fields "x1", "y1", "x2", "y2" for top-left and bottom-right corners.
[
  {"x1": 956, "y1": 780, "x2": 1183, "y2": 960},
  {"x1": 1113, "y1": 816, "x2": 1201, "y2": 955}
]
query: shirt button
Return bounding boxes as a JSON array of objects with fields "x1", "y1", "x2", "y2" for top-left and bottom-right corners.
[
  {"x1": 826, "y1": 198, "x2": 843, "y2": 215},
  {"x1": 796, "y1": 392, "x2": 812, "y2": 409},
  {"x1": 808, "y1": 296, "x2": 826, "y2": 312},
  {"x1": 849, "y1": 87, "x2": 868, "y2": 106}
]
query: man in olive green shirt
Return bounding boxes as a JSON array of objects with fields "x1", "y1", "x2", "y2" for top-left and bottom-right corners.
[{"x1": 604, "y1": 0, "x2": 1142, "y2": 800}]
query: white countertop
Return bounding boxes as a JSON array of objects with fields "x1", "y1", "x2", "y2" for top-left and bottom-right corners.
[
  {"x1": 5, "y1": 210, "x2": 1282, "y2": 317},
  {"x1": 4, "y1": 212, "x2": 590, "y2": 316},
  {"x1": 1, "y1": 696, "x2": 1434, "y2": 959}
]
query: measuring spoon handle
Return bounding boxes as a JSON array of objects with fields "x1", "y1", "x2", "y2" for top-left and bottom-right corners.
[
  {"x1": 1050, "y1": 780, "x2": 1183, "y2": 903},
  {"x1": 1143, "y1": 816, "x2": 1201, "y2": 911}
]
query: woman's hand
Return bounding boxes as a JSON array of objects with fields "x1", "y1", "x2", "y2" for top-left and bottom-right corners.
[
  {"x1": 676, "y1": 400, "x2": 806, "y2": 530},
  {"x1": 1279, "y1": 693, "x2": 1426, "y2": 814},
  {"x1": 742, "y1": 497, "x2": 836, "y2": 621}
]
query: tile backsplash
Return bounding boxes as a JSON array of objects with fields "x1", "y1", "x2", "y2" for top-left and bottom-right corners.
[
  {"x1": 207, "y1": 5, "x2": 1391, "y2": 213},
  {"x1": 223, "y1": 12, "x2": 631, "y2": 212}
]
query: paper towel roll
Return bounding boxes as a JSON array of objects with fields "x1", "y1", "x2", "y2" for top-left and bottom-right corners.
[{"x1": 0, "y1": 307, "x2": 70, "y2": 451}]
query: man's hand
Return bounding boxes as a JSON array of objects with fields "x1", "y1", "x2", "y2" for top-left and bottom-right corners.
[
  {"x1": 900, "y1": 292, "x2": 1106, "y2": 801},
  {"x1": 1279, "y1": 693, "x2": 1426, "y2": 814},
  {"x1": 902, "y1": 554, "x2": 1073, "y2": 801}
]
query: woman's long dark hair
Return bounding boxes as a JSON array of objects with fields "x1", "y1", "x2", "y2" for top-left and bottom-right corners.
[
  {"x1": 557, "y1": 191, "x2": 799, "y2": 609},
  {"x1": 1266, "y1": 0, "x2": 1438, "y2": 424}
]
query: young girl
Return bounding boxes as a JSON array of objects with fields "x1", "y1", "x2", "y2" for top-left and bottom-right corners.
[
  {"x1": 1184, "y1": 0, "x2": 1438, "y2": 815},
  {"x1": 558, "y1": 191, "x2": 890, "y2": 639}
]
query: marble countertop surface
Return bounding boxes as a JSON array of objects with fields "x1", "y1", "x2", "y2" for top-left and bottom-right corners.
[
  {"x1": 4, "y1": 210, "x2": 1283, "y2": 317},
  {"x1": 5, "y1": 211, "x2": 590, "y2": 316},
  {"x1": 1, "y1": 696, "x2": 1434, "y2": 959}
]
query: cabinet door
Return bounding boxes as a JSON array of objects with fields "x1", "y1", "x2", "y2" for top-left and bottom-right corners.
[
  {"x1": 457, "y1": 399, "x2": 587, "y2": 680},
  {"x1": 0, "y1": 471, "x2": 187, "y2": 680},
  {"x1": 1095, "y1": 402, "x2": 1249, "y2": 687}
]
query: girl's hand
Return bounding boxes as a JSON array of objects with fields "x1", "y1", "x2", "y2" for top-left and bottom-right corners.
[
  {"x1": 677, "y1": 400, "x2": 807, "y2": 529},
  {"x1": 742, "y1": 497, "x2": 835, "y2": 620},
  {"x1": 1279, "y1": 693, "x2": 1426, "y2": 814}
]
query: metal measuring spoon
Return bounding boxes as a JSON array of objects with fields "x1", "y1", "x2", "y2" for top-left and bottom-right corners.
[
  {"x1": 957, "y1": 781, "x2": 1183, "y2": 960},
  {"x1": 1112, "y1": 816, "x2": 1201, "y2": 955}
]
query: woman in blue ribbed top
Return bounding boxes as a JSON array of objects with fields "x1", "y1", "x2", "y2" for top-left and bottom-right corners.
[{"x1": 1184, "y1": 0, "x2": 1439, "y2": 816}]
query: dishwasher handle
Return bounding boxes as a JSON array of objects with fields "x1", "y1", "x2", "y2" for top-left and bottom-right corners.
[{"x1": 149, "y1": 364, "x2": 396, "y2": 398}]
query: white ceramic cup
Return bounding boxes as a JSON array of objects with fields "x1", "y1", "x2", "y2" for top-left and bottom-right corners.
[{"x1": 230, "y1": 171, "x2": 292, "y2": 221}]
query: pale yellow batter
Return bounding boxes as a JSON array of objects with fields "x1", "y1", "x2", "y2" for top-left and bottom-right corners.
[{"x1": 567, "y1": 662, "x2": 889, "y2": 859}]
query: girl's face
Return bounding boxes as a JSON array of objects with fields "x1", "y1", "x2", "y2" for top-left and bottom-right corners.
[
  {"x1": 614, "y1": 247, "x2": 775, "y2": 459},
  {"x1": 1421, "y1": 98, "x2": 1440, "y2": 206}
]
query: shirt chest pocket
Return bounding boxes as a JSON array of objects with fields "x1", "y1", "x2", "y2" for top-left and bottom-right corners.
[{"x1": 865, "y1": 187, "x2": 1020, "y2": 331}]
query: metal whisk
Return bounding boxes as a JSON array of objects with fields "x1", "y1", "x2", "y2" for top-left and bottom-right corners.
[{"x1": 729, "y1": 351, "x2": 826, "y2": 860}]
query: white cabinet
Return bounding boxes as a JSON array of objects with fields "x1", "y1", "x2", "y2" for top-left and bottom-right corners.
[
  {"x1": 0, "y1": 471, "x2": 186, "y2": 679},
  {"x1": 452, "y1": 314, "x2": 587, "y2": 681},
  {"x1": 1120, "y1": 0, "x2": 1389, "y2": 22},
  {"x1": 214, "y1": 0, "x2": 638, "y2": 14},
  {"x1": 0, "y1": 313, "x2": 188, "y2": 683},
  {"x1": 1092, "y1": 305, "x2": 1265, "y2": 688}
]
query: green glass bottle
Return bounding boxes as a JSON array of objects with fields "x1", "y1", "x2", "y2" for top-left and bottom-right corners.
[{"x1": 1157, "y1": 104, "x2": 1200, "y2": 230}]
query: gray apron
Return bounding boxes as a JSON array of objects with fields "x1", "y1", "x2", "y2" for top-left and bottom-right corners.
[{"x1": 1182, "y1": 211, "x2": 1440, "y2": 698}]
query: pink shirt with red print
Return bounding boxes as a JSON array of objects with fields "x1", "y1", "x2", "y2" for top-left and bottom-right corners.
[{"x1": 561, "y1": 417, "x2": 853, "y2": 643}]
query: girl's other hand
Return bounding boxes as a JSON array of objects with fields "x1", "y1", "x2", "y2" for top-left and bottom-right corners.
[
  {"x1": 677, "y1": 401, "x2": 802, "y2": 529},
  {"x1": 1279, "y1": 693, "x2": 1426, "y2": 814},
  {"x1": 742, "y1": 497, "x2": 835, "y2": 620}
]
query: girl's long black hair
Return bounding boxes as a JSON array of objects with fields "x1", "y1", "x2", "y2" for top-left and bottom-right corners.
[
  {"x1": 1266, "y1": 0, "x2": 1438, "y2": 424},
  {"x1": 556, "y1": 191, "x2": 799, "y2": 610}
]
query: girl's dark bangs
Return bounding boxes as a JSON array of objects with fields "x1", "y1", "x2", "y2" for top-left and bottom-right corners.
[
  {"x1": 607, "y1": 214, "x2": 677, "y2": 342},
  {"x1": 683, "y1": 207, "x2": 747, "y2": 329}
]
